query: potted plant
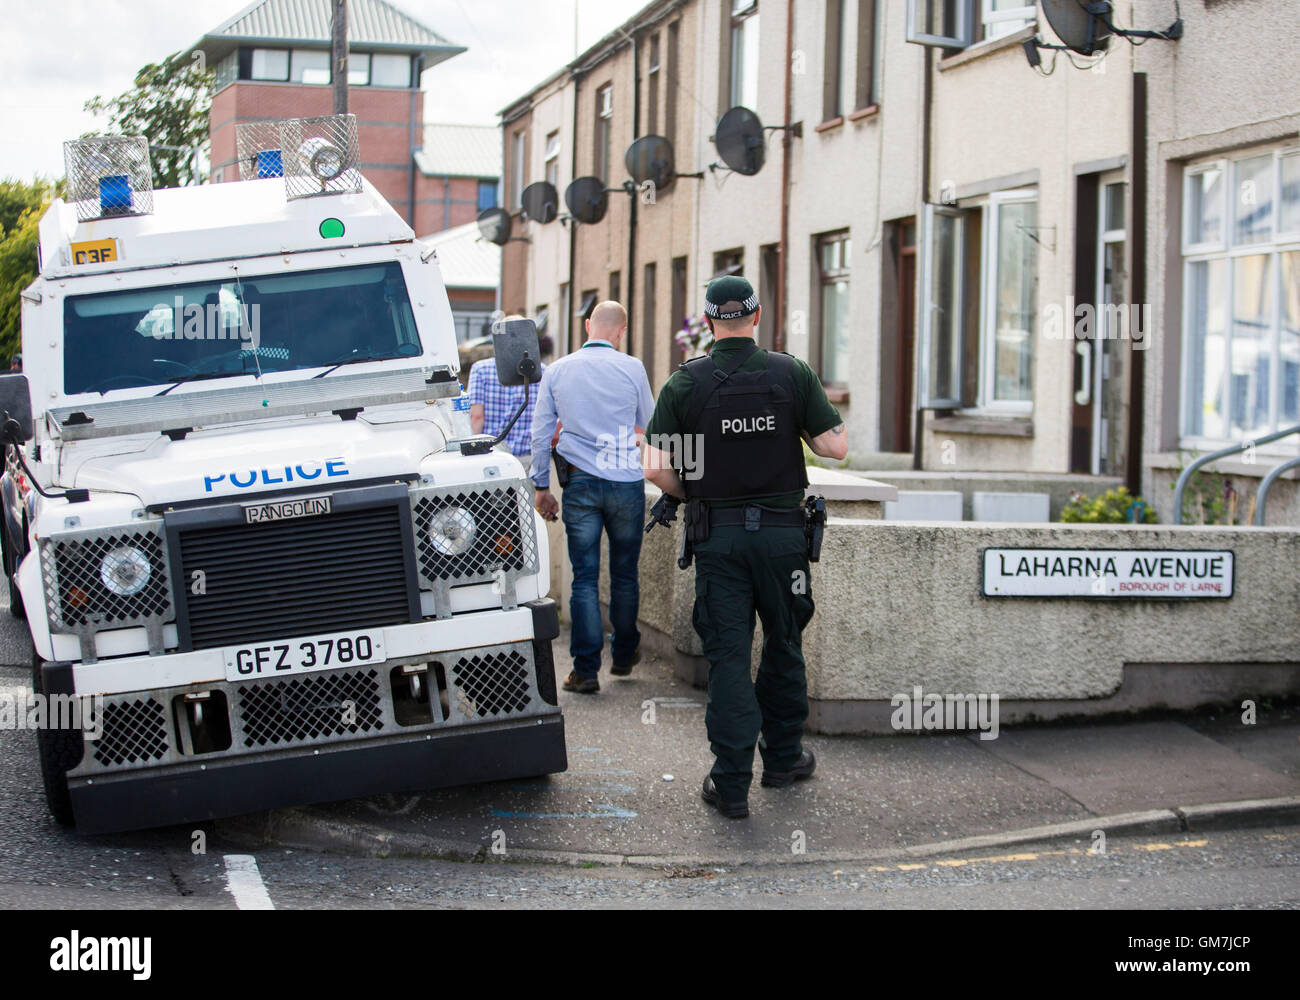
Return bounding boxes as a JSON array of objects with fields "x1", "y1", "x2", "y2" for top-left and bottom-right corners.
[{"x1": 675, "y1": 314, "x2": 713, "y2": 360}]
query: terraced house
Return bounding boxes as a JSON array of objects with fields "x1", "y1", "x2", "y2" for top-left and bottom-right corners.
[{"x1": 498, "y1": 0, "x2": 1300, "y2": 525}]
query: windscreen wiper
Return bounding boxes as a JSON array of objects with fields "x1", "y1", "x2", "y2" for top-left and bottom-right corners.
[
  {"x1": 312, "y1": 353, "x2": 392, "y2": 379},
  {"x1": 155, "y1": 372, "x2": 242, "y2": 397}
]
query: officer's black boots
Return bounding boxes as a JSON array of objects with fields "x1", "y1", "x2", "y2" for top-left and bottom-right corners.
[
  {"x1": 701, "y1": 776, "x2": 749, "y2": 819},
  {"x1": 760, "y1": 749, "x2": 817, "y2": 788}
]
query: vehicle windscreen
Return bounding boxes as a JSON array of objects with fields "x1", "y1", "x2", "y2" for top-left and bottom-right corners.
[{"x1": 63, "y1": 262, "x2": 422, "y2": 395}]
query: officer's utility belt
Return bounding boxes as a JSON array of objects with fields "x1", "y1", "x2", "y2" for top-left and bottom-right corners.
[
  {"x1": 707, "y1": 504, "x2": 806, "y2": 530},
  {"x1": 678, "y1": 496, "x2": 828, "y2": 568}
]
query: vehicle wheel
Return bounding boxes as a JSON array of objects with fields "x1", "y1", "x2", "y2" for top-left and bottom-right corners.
[
  {"x1": 32, "y1": 654, "x2": 80, "y2": 826},
  {"x1": 8, "y1": 570, "x2": 25, "y2": 622},
  {"x1": 2, "y1": 527, "x2": 24, "y2": 621}
]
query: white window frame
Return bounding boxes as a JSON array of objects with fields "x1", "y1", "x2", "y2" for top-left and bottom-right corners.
[
  {"x1": 1179, "y1": 145, "x2": 1300, "y2": 450},
  {"x1": 1280, "y1": 149, "x2": 1300, "y2": 238},
  {"x1": 979, "y1": 188, "x2": 1038, "y2": 413},
  {"x1": 730, "y1": 0, "x2": 760, "y2": 111},
  {"x1": 981, "y1": 0, "x2": 1036, "y2": 39},
  {"x1": 1182, "y1": 159, "x2": 1228, "y2": 256},
  {"x1": 918, "y1": 203, "x2": 968, "y2": 409},
  {"x1": 816, "y1": 230, "x2": 853, "y2": 386},
  {"x1": 544, "y1": 131, "x2": 561, "y2": 190},
  {"x1": 1091, "y1": 176, "x2": 1127, "y2": 474},
  {"x1": 906, "y1": 0, "x2": 973, "y2": 49},
  {"x1": 918, "y1": 189, "x2": 1039, "y2": 414}
]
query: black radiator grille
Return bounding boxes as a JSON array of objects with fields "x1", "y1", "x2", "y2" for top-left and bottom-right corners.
[{"x1": 178, "y1": 504, "x2": 412, "y2": 649}]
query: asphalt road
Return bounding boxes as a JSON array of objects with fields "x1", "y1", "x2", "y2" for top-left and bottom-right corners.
[{"x1": 2, "y1": 590, "x2": 1298, "y2": 910}]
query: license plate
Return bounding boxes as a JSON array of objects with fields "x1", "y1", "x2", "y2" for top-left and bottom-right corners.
[
  {"x1": 70, "y1": 238, "x2": 118, "y2": 265},
  {"x1": 223, "y1": 630, "x2": 385, "y2": 681}
]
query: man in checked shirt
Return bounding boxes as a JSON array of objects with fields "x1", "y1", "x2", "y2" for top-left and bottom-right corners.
[{"x1": 466, "y1": 316, "x2": 547, "y2": 468}]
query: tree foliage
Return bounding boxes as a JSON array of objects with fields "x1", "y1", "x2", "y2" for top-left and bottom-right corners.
[
  {"x1": 84, "y1": 51, "x2": 213, "y2": 189},
  {"x1": 0, "y1": 177, "x2": 62, "y2": 362}
]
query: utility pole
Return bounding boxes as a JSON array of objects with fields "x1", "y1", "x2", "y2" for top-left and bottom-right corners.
[{"x1": 332, "y1": 0, "x2": 349, "y2": 115}]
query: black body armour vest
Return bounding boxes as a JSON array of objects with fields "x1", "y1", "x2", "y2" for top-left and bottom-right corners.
[{"x1": 679, "y1": 344, "x2": 809, "y2": 501}]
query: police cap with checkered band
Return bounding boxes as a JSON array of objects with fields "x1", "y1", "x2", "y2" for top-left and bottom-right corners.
[{"x1": 704, "y1": 275, "x2": 760, "y2": 321}]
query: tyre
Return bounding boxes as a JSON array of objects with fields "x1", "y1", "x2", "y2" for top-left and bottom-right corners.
[
  {"x1": 2, "y1": 524, "x2": 24, "y2": 621},
  {"x1": 32, "y1": 654, "x2": 80, "y2": 826}
]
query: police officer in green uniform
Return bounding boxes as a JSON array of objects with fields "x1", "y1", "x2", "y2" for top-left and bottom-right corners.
[{"x1": 642, "y1": 276, "x2": 848, "y2": 818}]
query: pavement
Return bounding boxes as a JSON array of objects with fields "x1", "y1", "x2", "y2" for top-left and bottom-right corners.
[{"x1": 214, "y1": 627, "x2": 1300, "y2": 867}]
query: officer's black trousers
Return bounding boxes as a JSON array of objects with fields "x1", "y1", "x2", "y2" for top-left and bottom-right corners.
[{"x1": 691, "y1": 523, "x2": 815, "y2": 801}]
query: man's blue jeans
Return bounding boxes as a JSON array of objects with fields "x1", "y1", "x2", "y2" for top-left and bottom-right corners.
[{"x1": 561, "y1": 468, "x2": 645, "y2": 677}]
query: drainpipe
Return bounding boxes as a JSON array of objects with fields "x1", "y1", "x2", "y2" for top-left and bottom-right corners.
[
  {"x1": 568, "y1": 71, "x2": 581, "y2": 351},
  {"x1": 912, "y1": 45, "x2": 934, "y2": 472},
  {"x1": 627, "y1": 33, "x2": 641, "y2": 355},
  {"x1": 1126, "y1": 72, "x2": 1148, "y2": 495},
  {"x1": 776, "y1": 0, "x2": 795, "y2": 353}
]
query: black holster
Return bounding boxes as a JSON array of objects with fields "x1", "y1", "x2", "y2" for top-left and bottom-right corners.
[
  {"x1": 678, "y1": 498, "x2": 710, "y2": 569},
  {"x1": 684, "y1": 499, "x2": 711, "y2": 543},
  {"x1": 804, "y1": 496, "x2": 827, "y2": 563}
]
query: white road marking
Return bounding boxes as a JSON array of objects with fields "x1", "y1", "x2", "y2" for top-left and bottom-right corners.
[{"x1": 223, "y1": 854, "x2": 274, "y2": 910}]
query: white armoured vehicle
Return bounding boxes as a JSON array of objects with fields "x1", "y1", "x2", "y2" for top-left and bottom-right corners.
[{"x1": 0, "y1": 117, "x2": 565, "y2": 834}]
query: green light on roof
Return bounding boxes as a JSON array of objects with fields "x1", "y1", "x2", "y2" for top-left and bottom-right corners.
[{"x1": 320, "y1": 218, "x2": 346, "y2": 239}]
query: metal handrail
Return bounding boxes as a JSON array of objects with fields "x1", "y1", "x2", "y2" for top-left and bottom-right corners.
[
  {"x1": 1253, "y1": 456, "x2": 1300, "y2": 525},
  {"x1": 1173, "y1": 423, "x2": 1300, "y2": 525}
]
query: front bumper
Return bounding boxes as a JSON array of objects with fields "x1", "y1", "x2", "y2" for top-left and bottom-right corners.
[
  {"x1": 49, "y1": 599, "x2": 565, "y2": 834},
  {"x1": 69, "y1": 715, "x2": 567, "y2": 836}
]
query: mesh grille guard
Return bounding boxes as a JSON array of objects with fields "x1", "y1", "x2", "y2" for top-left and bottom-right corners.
[
  {"x1": 39, "y1": 519, "x2": 176, "y2": 663},
  {"x1": 410, "y1": 478, "x2": 539, "y2": 615}
]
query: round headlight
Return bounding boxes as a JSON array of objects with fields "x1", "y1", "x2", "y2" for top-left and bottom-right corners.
[
  {"x1": 427, "y1": 507, "x2": 476, "y2": 556},
  {"x1": 100, "y1": 546, "x2": 152, "y2": 597},
  {"x1": 309, "y1": 144, "x2": 345, "y2": 181}
]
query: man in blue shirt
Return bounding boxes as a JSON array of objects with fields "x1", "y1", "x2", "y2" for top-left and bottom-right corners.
[{"x1": 530, "y1": 302, "x2": 654, "y2": 694}]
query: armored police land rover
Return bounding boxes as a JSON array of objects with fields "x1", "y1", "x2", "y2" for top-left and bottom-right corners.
[{"x1": 0, "y1": 116, "x2": 566, "y2": 834}]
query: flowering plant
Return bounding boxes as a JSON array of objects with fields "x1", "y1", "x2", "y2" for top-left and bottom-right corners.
[{"x1": 674, "y1": 314, "x2": 713, "y2": 357}]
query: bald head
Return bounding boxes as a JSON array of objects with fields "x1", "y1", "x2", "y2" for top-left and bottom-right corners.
[{"x1": 587, "y1": 301, "x2": 628, "y2": 346}]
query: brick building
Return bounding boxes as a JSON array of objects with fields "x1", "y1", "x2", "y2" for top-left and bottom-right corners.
[{"x1": 185, "y1": 0, "x2": 495, "y2": 235}]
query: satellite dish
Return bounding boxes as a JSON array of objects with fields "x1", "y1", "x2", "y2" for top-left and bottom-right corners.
[
  {"x1": 476, "y1": 207, "x2": 512, "y2": 246},
  {"x1": 1041, "y1": 0, "x2": 1111, "y2": 55},
  {"x1": 625, "y1": 135, "x2": 676, "y2": 191},
  {"x1": 521, "y1": 181, "x2": 559, "y2": 224},
  {"x1": 565, "y1": 176, "x2": 609, "y2": 225},
  {"x1": 714, "y1": 107, "x2": 766, "y2": 176}
]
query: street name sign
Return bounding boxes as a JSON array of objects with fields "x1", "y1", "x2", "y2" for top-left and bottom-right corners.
[{"x1": 982, "y1": 548, "x2": 1234, "y2": 598}]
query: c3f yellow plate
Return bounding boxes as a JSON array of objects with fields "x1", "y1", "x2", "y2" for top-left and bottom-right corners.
[{"x1": 70, "y1": 238, "x2": 118, "y2": 265}]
